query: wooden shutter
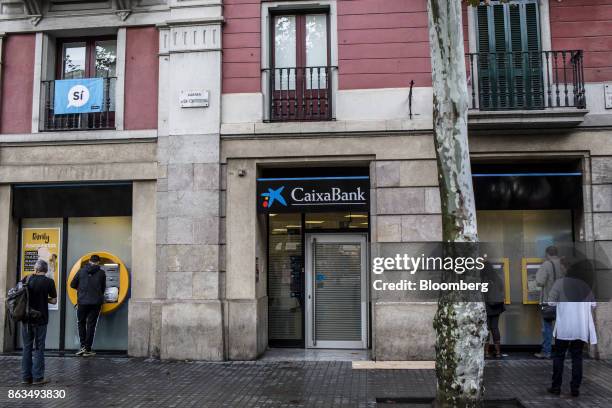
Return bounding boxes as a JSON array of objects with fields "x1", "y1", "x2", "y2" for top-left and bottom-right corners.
[
  {"x1": 525, "y1": 2, "x2": 543, "y2": 108},
  {"x1": 476, "y1": 1, "x2": 542, "y2": 110}
]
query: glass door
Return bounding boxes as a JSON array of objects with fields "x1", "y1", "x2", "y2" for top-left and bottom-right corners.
[{"x1": 305, "y1": 234, "x2": 367, "y2": 349}]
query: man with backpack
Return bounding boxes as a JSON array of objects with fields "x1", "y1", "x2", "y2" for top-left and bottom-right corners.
[
  {"x1": 70, "y1": 254, "x2": 105, "y2": 357},
  {"x1": 20, "y1": 259, "x2": 57, "y2": 385}
]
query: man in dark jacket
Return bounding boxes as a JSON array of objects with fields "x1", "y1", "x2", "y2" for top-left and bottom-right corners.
[
  {"x1": 21, "y1": 259, "x2": 57, "y2": 385},
  {"x1": 70, "y1": 254, "x2": 105, "y2": 357}
]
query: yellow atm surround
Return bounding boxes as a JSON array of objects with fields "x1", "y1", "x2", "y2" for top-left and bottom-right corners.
[{"x1": 68, "y1": 251, "x2": 129, "y2": 314}]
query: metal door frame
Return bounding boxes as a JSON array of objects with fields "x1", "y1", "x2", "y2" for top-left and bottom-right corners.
[{"x1": 305, "y1": 233, "x2": 368, "y2": 349}]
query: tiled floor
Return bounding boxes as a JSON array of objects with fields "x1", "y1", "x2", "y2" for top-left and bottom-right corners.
[{"x1": 0, "y1": 355, "x2": 611, "y2": 407}]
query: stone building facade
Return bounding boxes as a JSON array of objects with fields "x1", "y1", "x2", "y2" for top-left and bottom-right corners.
[{"x1": 0, "y1": 0, "x2": 611, "y2": 361}]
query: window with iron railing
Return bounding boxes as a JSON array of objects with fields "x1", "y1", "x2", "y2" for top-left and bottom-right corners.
[
  {"x1": 466, "y1": 50, "x2": 586, "y2": 111},
  {"x1": 41, "y1": 37, "x2": 116, "y2": 131},
  {"x1": 469, "y1": 1, "x2": 585, "y2": 111},
  {"x1": 266, "y1": 12, "x2": 333, "y2": 121}
]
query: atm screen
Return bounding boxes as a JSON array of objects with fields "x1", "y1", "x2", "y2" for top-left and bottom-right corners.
[{"x1": 102, "y1": 263, "x2": 120, "y2": 303}]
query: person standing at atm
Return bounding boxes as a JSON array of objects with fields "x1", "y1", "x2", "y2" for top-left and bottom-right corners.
[
  {"x1": 70, "y1": 254, "x2": 106, "y2": 357},
  {"x1": 535, "y1": 246, "x2": 564, "y2": 359}
]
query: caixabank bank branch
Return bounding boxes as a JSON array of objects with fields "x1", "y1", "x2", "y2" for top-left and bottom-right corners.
[
  {"x1": 221, "y1": 134, "x2": 612, "y2": 362},
  {"x1": 1, "y1": 0, "x2": 612, "y2": 362}
]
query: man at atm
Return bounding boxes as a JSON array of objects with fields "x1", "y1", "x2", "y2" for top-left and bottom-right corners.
[{"x1": 70, "y1": 254, "x2": 106, "y2": 357}]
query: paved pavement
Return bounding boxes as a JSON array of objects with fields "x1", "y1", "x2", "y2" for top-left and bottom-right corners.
[{"x1": 0, "y1": 355, "x2": 611, "y2": 407}]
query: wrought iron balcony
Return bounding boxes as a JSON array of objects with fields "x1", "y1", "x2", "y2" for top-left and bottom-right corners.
[
  {"x1": 466, "y1": 50, "x2": 586, "y2": 111},
  {"x1": 40, "y1": 77, "x2": 116, "y2": 131},
  {"x1": 264, "y1": 66, "x2": 334, "y2": 122}
]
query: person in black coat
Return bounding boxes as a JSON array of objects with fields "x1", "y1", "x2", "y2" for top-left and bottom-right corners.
[
  {"x1": 70, "y1": 254, "x2": 106, "y2": 357},
  {"x1": 482, "y1": 262, "x2": 506, "y2": 359}
]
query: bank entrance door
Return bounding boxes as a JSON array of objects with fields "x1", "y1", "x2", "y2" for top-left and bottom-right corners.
[{"x1": 305, "y1": 234, "x2": 367, "y2": 349}]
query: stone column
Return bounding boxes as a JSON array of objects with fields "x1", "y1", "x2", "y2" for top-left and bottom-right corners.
[
  {"x1": 591, "y1": 156, "x2": 612, "y2": 359},
  {"x1": 0, "y1": 185, "x2": 18, "y2": 351},
  {"x1": 371, "y1": 158, "x2": 441, "y2": 360},
  {"x1": 225, "y1": 159, "x2": 267, "y2": 360},
  {"x1": 155, "y1": 13, "x2": 224, "y2": 360},
  {"x1": 128, "y1": 180, "x2": 158, "y2": 357}
]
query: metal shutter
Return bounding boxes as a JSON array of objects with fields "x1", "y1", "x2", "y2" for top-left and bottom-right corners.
[{"x1": 313, "y1": 242, "x2": 362, "y2": 342}]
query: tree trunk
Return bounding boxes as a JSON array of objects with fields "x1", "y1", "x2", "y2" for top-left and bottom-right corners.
[{"x1": 426, "y1": 1, "x2": 488, "y2": 407}]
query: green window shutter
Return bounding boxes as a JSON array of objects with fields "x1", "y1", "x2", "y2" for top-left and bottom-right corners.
[
  {"x1": 525, "y1": 2, "x2": 543, "y2": 108},
  {"x1": 476, "y1": 1, "x2": 542, "y2": 110},
  {"x1": 476, "y1": 5, "x2": 493, "y2": 109}
]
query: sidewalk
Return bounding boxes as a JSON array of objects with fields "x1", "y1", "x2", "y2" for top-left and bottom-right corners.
[{"x1": 0, "y1": 356, "x2": 611, "y2": 407}]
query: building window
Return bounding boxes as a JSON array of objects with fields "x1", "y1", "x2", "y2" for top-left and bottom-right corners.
[
  {"x1": 469, "y1": 1, "x2": 586, "y2": 111},
  {"x1": 60, "y1": 39, "x2": 117, "y2": 79},
  {"x1": 476, "y1": 1, "x2": 543, "y2": 110},
  {"x1": 267, "y1": 11, "x2": 332, "y2": 121},
  {"x1": 41, "y1": 37, "x2": 117, "y2": 131}
]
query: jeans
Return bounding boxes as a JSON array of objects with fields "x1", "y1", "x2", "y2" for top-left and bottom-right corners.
[
  {"x1": 552, "y1": 339, "x2": 585, "y2": 391},
  {"x1": 77, "y1": 304, "x2": 101, "y2": 351},
  {"x1": 541, "y1": 316, "x2": 554, "y2": 355},
  {"x1": 21, "y1": 323, "x2": 47, "y2": 381}
]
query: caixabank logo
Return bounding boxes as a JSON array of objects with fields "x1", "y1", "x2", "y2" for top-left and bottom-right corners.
[
  {"x1": 257, "y1": 176, "x2": 370, "y2": 213},
  {"x1": 261, "y1": 187, "x2": 288, "y2": 209}
]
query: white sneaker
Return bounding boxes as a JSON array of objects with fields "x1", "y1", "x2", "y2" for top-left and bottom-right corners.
[{"x1": 75, "y1": 347, "x2": 87, "y2": 356}]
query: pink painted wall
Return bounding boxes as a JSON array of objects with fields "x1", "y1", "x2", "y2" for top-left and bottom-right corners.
[
  {"x1": 223, "y1": 0, "x2": 261, "y2": 93},
  {"x1": 0, "y1": 34, "x2": 35, "y2": 134},
  {"x1": 550, "y1": 0, "x2": 612, "y2": 82},
  {"x1": 124, "y1": 26, "x2": 159, "y2": 130},
  {"x1": 222, "y1": 0, "x2": 433, "y2": 93},
  {"x1": 337, "y1": 0, "x2": 431, "y2": 89}
]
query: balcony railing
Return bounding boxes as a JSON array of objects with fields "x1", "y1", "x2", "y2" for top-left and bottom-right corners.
[
  {"x1": 264, "y1": 66, "x2": 334, "y2": 122},
  {"x1": 466, "y1": 50, "x2": 586, "y2": 111},
  {"x1": 40, "y1": 77, "x2": 116, "y2": 131}
]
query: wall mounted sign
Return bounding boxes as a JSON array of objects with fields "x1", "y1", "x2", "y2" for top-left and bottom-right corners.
[
  {"x1": 54, "y1": 78, "x2": 104, "y2": 114},
  {"x1": 180, "y1": 89, "x2": 209, "y2": 108},
  {"x1": 605, "y1": 83, "x2": 612, "y2": 109},
  {"x1": 257, "y1": 176, "x2": 369, "y2": 213},
  {"x1": 21, "y1": 228, "x2": 61, "y2": 310}
]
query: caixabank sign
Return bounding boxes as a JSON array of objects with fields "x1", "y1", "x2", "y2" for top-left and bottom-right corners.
[{"x1": 257, "y1": 176, "x2": 369, "y2": 213}]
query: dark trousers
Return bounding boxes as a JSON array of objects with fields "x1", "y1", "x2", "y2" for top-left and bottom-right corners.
[
  {"x1": 77, "y1": 304, "x2": 101, "y2": 351},
  {"x1": 21, "y1": 324, "x2": 47, "y2": 381},
  {"x1": 552, "y1": 339, "x2": 585, "y2": 391},
  {"x1": 487, "y1": 315, "x2": 501, "y2": 343}
]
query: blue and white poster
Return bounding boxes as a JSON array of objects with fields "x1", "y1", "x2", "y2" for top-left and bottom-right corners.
[{"x1": 53, "y1": 78, "x2": 104, "y2": 114}]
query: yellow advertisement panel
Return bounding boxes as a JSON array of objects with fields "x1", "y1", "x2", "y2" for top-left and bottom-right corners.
[{"x1": 21, "y1": 228, "x2": 61, "y2": 310}]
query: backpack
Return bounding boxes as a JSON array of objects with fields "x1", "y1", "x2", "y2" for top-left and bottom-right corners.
[{"x1": 6, "y1": 275, "x2": 42, "y2": 323}]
